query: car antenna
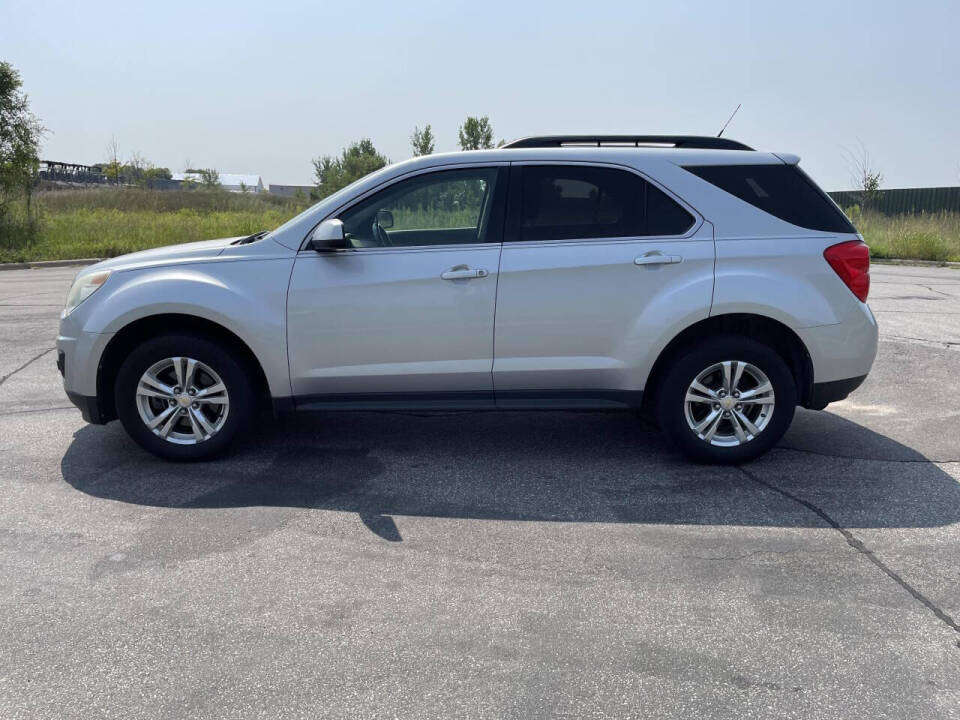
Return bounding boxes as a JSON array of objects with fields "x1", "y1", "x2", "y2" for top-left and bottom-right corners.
[{"x1": 717, "y1": 103, "x2": 741, "y2": 138}]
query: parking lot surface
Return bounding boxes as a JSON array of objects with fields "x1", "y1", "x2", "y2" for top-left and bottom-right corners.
[{"x1": 1, "y1": 263, "x2": 959, "y2": 719}]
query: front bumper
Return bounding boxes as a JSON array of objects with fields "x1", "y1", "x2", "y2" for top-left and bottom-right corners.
[
  {"x1": 66, "y1": 390, "x2": 106, "y2": 424},
  {"x1": 57, "y1": 312, "x2": 114, "y2": 425}
]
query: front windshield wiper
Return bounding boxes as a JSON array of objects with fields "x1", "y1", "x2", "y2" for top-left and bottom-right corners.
[{"x1": 233, "y1": 230, "x2": 270, "y2": 245}]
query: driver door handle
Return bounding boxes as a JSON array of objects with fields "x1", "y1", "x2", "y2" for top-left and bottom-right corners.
[{"x1": 441, "y1": 267, "x2": 488, "y2": 280}]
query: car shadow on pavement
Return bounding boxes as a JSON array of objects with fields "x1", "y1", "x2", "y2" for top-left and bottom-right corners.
[{"x1": 61, "y1": 408, "x2": 960, "y2": 541}]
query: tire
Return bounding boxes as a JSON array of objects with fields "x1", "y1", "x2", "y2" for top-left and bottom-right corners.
[
  {"x1": 656, "y1": 335, "x2": 797, "y2": 464},
  {"x1": 114, "y1": 334, "x2": 256, "y2": 461}
]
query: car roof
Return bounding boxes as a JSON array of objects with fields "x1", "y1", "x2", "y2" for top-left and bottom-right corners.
[{"x1": 393, "y1": 146, "x2": 785, "y2": 172}]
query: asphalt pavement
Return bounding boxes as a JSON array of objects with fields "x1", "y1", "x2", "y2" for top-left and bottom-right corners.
[{"x1": 1, "y1": 263, "x2": 959, "y2": 719}]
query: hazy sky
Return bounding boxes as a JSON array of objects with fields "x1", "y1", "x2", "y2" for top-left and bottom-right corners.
[{"x1": 4, "y1": 0, "x2": 958, "y2": 190}]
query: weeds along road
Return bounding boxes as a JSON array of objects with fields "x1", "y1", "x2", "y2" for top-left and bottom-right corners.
[{"x1": 1, "y1": 264, "x2": 959, "y2": 719}]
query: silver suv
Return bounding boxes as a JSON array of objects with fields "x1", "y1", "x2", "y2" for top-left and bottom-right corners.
[{"x1": 57, "y1": 135, "x2": 877, "y2": 463}]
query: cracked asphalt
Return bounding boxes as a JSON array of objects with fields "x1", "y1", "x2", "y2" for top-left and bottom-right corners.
[{"x1": 1, "y1": 263, "x2": 959, "y2": 719}]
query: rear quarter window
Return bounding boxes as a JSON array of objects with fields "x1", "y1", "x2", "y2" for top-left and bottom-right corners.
[{"x1": 684, "y1": 164, "x2": 856, "y2": 233}]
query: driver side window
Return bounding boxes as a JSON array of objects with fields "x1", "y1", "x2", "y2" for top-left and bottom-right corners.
[{"x1": 339, "y1": 167, "x2": 502, "y2": 248}]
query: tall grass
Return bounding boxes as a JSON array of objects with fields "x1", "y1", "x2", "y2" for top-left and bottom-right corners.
[
  {"x1": 0, "y1": 188, "x2": 308, "y2": 263},
  {"x1": 37, "y1": 187, "x2": 301, "y2": 213},
  {"x1": 32, "y1": 207, "x2": 299, "y2": 260},
  {"x1": 0, "y1": 197, "x2": 42, "y2": 258},
  {"x1": 848, "y1": 207, "x2": 960, "y2": 262}
]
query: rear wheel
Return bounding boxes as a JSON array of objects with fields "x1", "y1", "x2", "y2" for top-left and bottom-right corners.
[
  {"x1": 115, "y1": 334, "x2": 256, "y2": 460},
  {"x1": 656, "y1": 335, "x2": 796, "y2": 464}
]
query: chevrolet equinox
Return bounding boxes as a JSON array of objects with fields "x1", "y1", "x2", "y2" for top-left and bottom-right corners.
[{"x1": 57, "y1": 135, "x2": 877, "y2": 463}]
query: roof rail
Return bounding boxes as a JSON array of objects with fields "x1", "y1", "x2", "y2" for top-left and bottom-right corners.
[{"x1": 501, "y1": 135, "x2": 753, "y2": 151}]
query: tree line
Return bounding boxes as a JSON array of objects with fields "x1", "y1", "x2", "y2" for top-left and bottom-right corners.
[
  {"x1": 101, "y1": 136, "x2": 224, "y2": 189},
  {"x1": 94, "y1": 116, "x2": 502, "y2": 199},
  {"x1": 311, "y1": 116, "x2": 499, "y2": 200}
]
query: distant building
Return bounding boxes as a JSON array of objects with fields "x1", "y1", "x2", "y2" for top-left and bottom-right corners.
[
  {"x1": 269, "y1": 184, "x2": 313, "y2": 198},
  {"x1": 171, "y1": 172, "x2": 265, "y2": 193}
]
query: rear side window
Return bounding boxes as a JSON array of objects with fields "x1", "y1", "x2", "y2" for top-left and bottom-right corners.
[
  {"x1": 684, "y1": 164, "x2": 855, "y2": 233},
  {"x1": 512, "y1": 165, "x2": 694, "y2": 242}
]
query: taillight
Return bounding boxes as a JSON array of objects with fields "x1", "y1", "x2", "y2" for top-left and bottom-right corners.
[{"x1": 824, "y1": 240, "x2": 870, "y2": 302}]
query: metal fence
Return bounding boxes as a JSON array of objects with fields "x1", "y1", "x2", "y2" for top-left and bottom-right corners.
[{"x1": 828, "y1": 187, "x2": 960, "y2": 215}]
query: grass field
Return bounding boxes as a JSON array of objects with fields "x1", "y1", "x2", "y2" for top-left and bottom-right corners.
[
  {"x1": 0, "y1": 189, "x2": 308, "y2": 263},
  {"x1": 1, "y1": 188, "x2": 959, "y2": 263},
  {"x1": 846, "y1": 207, "x2": 960, "y2": 262}
]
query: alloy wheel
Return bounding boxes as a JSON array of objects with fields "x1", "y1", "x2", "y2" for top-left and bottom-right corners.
[
  {"x1": 135, "y1": 357, "x2": 230, "y2": 445},
  {"x1": 683, "y1": 360, "x2": 775, "y2": 447}
]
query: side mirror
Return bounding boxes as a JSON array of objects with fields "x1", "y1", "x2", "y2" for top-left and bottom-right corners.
[
  {"x1": 375, "y1": 209, "x2": 394, "y2": 229},
  {"x1": 309, "y1": 219, "x2": 348, "y2": 252}
]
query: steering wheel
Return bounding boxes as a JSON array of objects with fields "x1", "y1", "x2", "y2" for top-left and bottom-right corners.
[{"x1": 373, "y1": 219, "x2": 393, "y2": 247}]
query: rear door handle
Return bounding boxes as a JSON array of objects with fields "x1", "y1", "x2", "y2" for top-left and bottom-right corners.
[
  {"x1": 441, "y1": 267, "x2": 488, "y2": 280},
  {"x1": 634, "y1": 254, "x2": 682, "y2": 266}
]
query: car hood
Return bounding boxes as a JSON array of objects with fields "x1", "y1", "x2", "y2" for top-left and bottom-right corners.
[{"x1": 90, "y1": 236, "x2": 243, "y2": 273}]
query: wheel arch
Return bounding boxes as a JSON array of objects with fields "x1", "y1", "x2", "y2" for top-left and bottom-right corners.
[
  {"x1": 97, "y1": 314, "x2": 272, "y2": 423},
  {"x1": 642, "y1": 313, "x2": 815, "y2": 414}
]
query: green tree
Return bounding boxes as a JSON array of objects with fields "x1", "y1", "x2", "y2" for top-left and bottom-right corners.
[
  {"x1": 144, "y1": 166, "x2": 172, "y2": 182},
  {"x1": 312, "y1": 138, "x2": 387, "y2": 200},
  {"x1": 458, "y1": 116, "x2": 494, "y2": 151},
  {"x1": 411, "y1": 124, "x2": 435, "y2": 156},
  {"x1": 845, "y1": 141, "x2": 883, "y2": 210},
  {"x1": 122, "y1": 151, "x2": 170, "y2": 187},
  {"x1": 0, "y1": 61, "x2": 43, "y2": 220},
  {"x1": 858, "y1": 169, "x2": 882, "y2": 209},
  {"x1": 108, "y1": 157, "x2": 171, "y2": 187},
  {"x1": 100, "y1": 160, "x2": 122, "y2": 184},
  {"x1": 104, "y1": 136, "x2": 121, "y2": 185},
  {"x1": 195, "y1": 168, "x2": 221, "y2": 189}
]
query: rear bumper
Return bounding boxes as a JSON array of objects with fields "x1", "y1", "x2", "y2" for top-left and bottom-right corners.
[
  {"x1": 795, "y1": 302, "x2": 878, "y2": 385},
  {"x1": 807, "y1": 374, "x2": 867, "y2": 410}
]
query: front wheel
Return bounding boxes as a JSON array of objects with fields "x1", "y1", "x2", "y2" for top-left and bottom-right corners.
[
  {"x1": 114, "y1": 334, "x2": 256, "y2": 460},
  {"x1": 656, "y1": 336, "x2": 797, "y2": 464}
]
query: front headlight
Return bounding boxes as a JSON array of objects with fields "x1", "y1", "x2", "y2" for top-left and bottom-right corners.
[{"x1": 63, "y1": 270, "x2": 111, "y2": 317}]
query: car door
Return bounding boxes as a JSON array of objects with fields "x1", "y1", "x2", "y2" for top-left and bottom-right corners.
[
  {"x1": 287, "y1": 165, "x2": 508, "y2": 408},
  {"x1": 493, "y1": 162, "x2": 714, "y2": 407}
]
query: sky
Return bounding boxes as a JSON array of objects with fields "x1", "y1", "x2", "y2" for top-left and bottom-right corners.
[{"x1": 3, "y1": 0, "x2": 958, "y2": 191}]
